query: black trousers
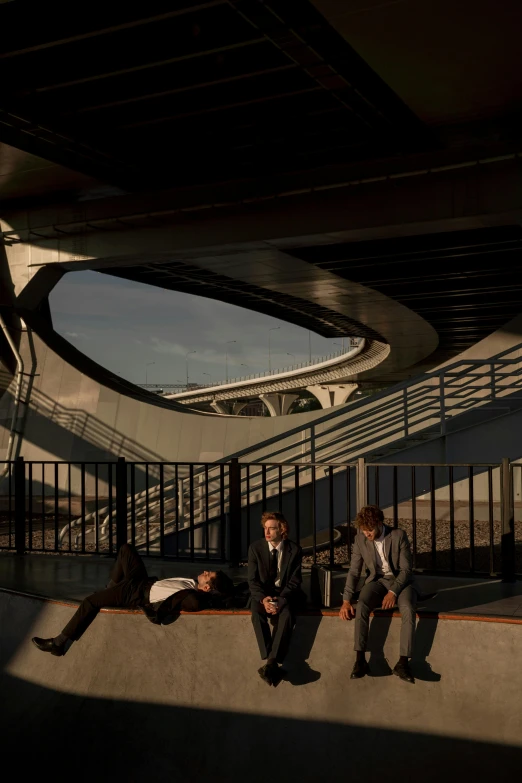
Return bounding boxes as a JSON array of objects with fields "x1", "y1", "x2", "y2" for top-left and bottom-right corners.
[
  {"x1": 61, "y1": 544, "x2": 153, "y2": 640},
  {"x1": 251, "y1": 599, "x2": 296, "y2": 664}
]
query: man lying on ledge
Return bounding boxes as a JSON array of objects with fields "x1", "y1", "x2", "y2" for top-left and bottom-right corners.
[{"x1": 32, "y1": 543, "x2": 234, "y2": 656}]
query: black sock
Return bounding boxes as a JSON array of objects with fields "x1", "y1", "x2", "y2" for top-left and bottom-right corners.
[
  {"x1": 53, "y1": 633, "x2": 68, "y2": 647},
  {"x1": 399, "y1": 655, "x2": 409, "y2": 664},
  {"x1": 356, "y1": 651, "x2": 366, "y2": 662}
]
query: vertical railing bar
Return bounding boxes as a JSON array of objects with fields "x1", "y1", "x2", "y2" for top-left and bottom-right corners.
[
  {"x1": 175, "y1": 464, "x2": 179, "y2": 559},
  {"x1": 81, "y1": 463, "x2": 86, "y2": 554},
  {"x1": 28, "y1": 462, "x2": 33, "y2": 552},
  {"x1": 189, "y1": 464, "x2": 195, "y2": 561},
  {"x1": 262, "y1": 465, "x2": 267, "y2": 509},
  {"x1": 145, "y1": 464, "x2": 150, "y2": 556},
  {"x1": 94, "y1": 463, "x2": 99, "y2": 553},
  {"x1": 294, "y1": 465, "x2": 300, "y2": 548},
  {"x1": 488, "y1": 467, "x2": 494, "y2": 575},
  {"x1": 469, "y1": 466, "x2": 475, "y2": 573},
  {"x1": 346, "y1": 465, "x2": 352, "y2": 565},
  {"x1": 449, "y1": 466, "x2": 455, "y2": 573},
  {"x1": 130, "y1": 463, "x2": 136, "y2": 547},
  {"x1": 107, "y1": 463, "x2": 113, "y2": 555},
  {"x1": 41, "y1": 462, "x2": 45, "y2": 551},
  {"x1": 159, "y1": 463, "x2": 165, "y2": 558},
  {"x1": 411, "y1": 466, "x2": 417, "y2": 570},
  {"x1": 246, "y1": 464, "x2": 251, "y2": 553},
  {"x1": 220, "y1": 464, "x2": 226, "y2": 561},
  {"x1": 430, "y1": 465, "x2": 436, "y2": 570},
  {"x1": 311, "y1": 464, "x2": 317, "y2": 564},
  {"x1": 328, "y1": 466, "x2": 334, "y2": 568},
  {"x1": 205, "y1": 464, "x2": 210, "y2": 560},
  {"x1": 278, "y1": 464, "x2": 283, "y2": 503},
  {"x1": 54, "y1": 463, "x2": 59, "y2": 552},
  {"x1": 68, "y1": 463, "x2": 72, "y2": 552},
  {"x1": 8, "y1": 463, "x2": 12, "y2": 548},
  {"x1": 392, "y1": 466, "x2": 398, "y2": 528}
]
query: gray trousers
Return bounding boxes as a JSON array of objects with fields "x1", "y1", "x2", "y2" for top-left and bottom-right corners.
[{"x1": 354, "y1": 578, "x2": 417, "y2": 657}]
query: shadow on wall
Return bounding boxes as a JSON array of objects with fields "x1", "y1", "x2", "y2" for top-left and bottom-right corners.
[{"x1": 0, "y1": 378, "x2": 166, "y2": 465}]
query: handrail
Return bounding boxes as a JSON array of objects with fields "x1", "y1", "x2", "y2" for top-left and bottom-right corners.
[
  {"x1": 169, "y1": 340, "x2": 364, "y2": 395},
  {"x1": 225, "y1": 343, "x2": 522, "y2": 464},
  {"x1": 57, "y1": 343, "x2": 522, "y2": 547}
]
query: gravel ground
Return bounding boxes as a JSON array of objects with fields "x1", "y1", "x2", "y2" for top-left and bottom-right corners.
[
  {"x1": 2, "y1": 515, "x2": 522, "y2": 573},
  {"x1": 301, "y1": 518, "x2": 522, "y2": 574}
]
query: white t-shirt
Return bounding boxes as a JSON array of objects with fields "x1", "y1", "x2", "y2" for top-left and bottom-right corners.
[{"x1": 148, "y1": 577, "x2": 197, "y2": 604}]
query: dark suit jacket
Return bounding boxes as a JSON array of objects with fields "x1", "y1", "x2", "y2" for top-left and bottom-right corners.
[
  {"x1": 247, "y1": 538, "x2": 303, "y2": 604},
  {"x1": 148, "y1": 589, "x2": 212, "y2": 625},
  {"x1": 343, "y1": 525, "x2": 415, "y2": 601}
]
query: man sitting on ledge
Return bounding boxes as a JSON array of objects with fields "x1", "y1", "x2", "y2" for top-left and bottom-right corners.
[
  {"x1": 248, "y1": 511, "x2": 304, "y2": 686},
  {"x1": 340, "y1": 505, "x2": 417, "y2": 684},
  {"x1": 32, "y1": 543, "x2": 234, "y2": 656}
]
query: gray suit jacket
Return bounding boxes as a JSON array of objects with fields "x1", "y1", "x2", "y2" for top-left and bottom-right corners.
[{"x1": 343, "y1": 525, "x2": 415, "y2": 601}]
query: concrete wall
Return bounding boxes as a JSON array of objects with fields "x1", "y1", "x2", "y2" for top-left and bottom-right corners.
[{"x1": 1, "y1": 590, "x2": 522, "y2": 781}]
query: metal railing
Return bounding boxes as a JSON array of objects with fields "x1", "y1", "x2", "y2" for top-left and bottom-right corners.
[
  {"x1": 226, "y1": 343, "x2": 522, "y2": 465},
  {"x1": 1, "y1": 457, "x2": 520, "y2": 579},
  {"x1": 141, "y1": 340, "x2": 363, "y2": 393}
]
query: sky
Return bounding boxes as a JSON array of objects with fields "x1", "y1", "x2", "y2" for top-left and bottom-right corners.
[{"x1": 49, "y1": 270, "x2": 348, "y2": 388}]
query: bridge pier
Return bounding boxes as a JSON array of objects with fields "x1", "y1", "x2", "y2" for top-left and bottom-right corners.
[
  {"x1": 259, "y1": 393, "x2": 299, "y2": 417},
  {"x1": 306, "y1": 384, "x2": 358, "y2": 409},
  {"x1": 210, "y1": 400, "x2": 248, "y2": 416}
]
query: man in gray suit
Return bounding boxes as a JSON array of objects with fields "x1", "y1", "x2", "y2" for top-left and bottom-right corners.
[{"x1": 340, "y1": 505, "x2": 416, "y2": 683}]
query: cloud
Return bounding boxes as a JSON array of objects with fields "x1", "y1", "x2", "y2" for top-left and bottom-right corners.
[{"x1": 64, "y1": 332, "x2": 88, "y2": 339}]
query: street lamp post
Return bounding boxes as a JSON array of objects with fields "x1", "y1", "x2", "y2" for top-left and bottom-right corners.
[
  {"x1": 185, "y1": 351, "x2": 196, "y2": 390},
  {"x1": 145, "y1": 362, "x2": 155, "y2": 384},
  {"x1": 308, "y1": 331, "x2": 312, "y2": 364},
  {"x1": 203, "y1": 372, "x2": 212, "y2": 386},
  {"x1": 268, "y1": 326, "x2": 280, "y2": 373},
  {"x1": 225, "y1": 340, "x2": 236, "y2": 382},
  {"x1": 287, "y1": 352, "x2": 295, "y2": 366}
]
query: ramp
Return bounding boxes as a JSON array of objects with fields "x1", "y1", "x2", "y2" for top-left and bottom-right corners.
[{"x1": 1, "y1": 589, "x2": 521, "y2": 782}]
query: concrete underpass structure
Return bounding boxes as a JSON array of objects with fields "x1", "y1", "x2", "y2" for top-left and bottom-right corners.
[{"x1": 2, "y1": 3, "x2": 522, "y2": 777}]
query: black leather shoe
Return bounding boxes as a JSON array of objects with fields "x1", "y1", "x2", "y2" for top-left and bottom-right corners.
[
  {"x1": 393, "y1": 659, "x2": 415, "y2": 683},
  {"x1": 258, "y1": 662, "x2": 279, "y2": 686},
  {"x1": 32, "y1": 637, "x2": 65, "y2": 657},
  {"x1": 350, "y1": 659, "x2": 370, "y2": 679}
]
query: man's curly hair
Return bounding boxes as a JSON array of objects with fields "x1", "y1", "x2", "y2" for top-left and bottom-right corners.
[
  {"x1": 355, "y1": 505, "x2": 384, "y2": 531},
  {"x1": 260, "y1": 510, "x2": 289, "y2": 540}
]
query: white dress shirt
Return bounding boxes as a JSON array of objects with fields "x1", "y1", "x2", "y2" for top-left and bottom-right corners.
[
  {"x1": 373, "y1": 529, "x2": 393, "y2": 578},
  {"x1": 148, "y1": 577, "x2": 197, "y2": 604},
  {"x1": 268, "y1": 540, "x2": 284, "y2": 587}
]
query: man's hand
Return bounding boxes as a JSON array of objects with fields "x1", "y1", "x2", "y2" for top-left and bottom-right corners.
[
  {"x1": 381, "y1": 591, "x2": 396, "y2": 610},
  {"x1": 262, "y1": 596, "x2": 277, "y2": 614},
  {"x1": 339, "y1": 600, "x2": 355, "y2": 621}
]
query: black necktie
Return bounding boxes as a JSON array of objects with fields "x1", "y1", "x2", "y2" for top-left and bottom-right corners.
[{"x1": 269, "y1": 548, "x2": 278, "y2": 583}]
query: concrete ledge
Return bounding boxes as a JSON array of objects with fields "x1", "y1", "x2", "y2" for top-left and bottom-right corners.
[{"x1": 2, "y1": 586, "x2": 522, "y2": 624}]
